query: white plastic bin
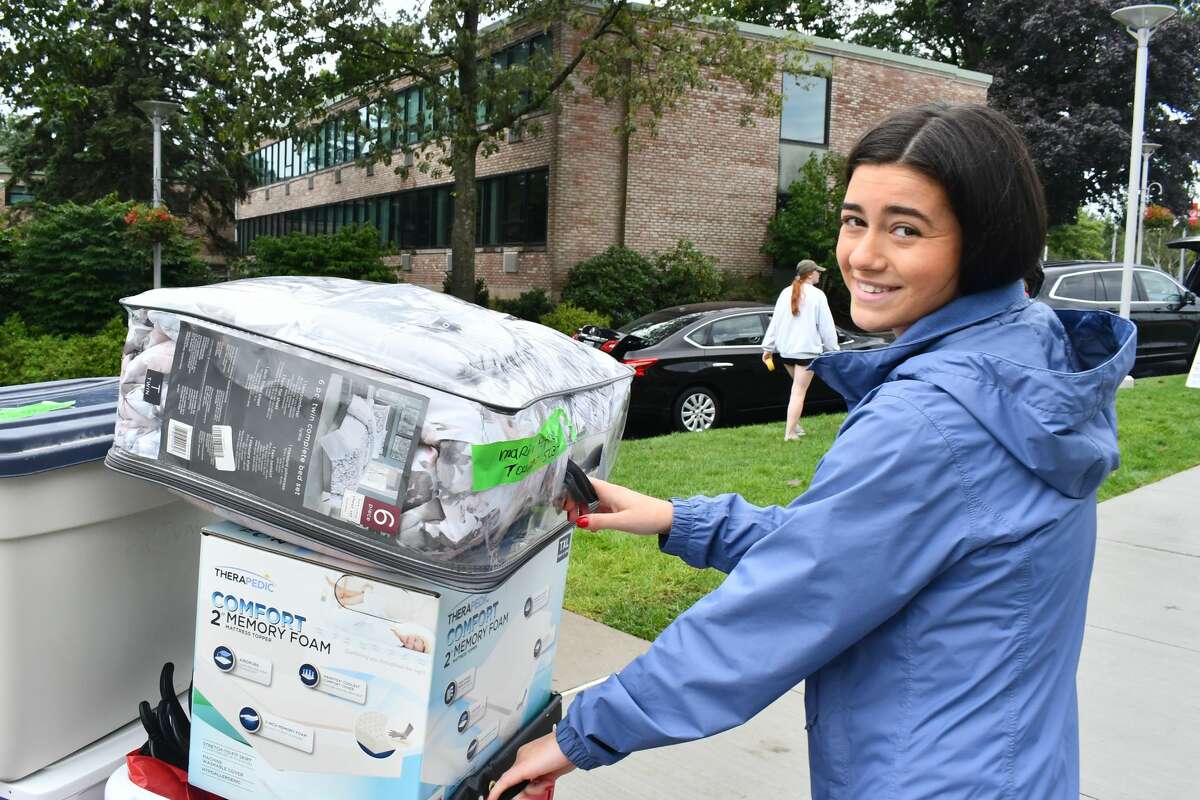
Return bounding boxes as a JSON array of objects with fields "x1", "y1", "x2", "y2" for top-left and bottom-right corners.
[
  {"x1": 0, "y1": 714, "x2": 146, "y2": 800},
  {"x1": 0, "y1": 378, "x2": 214, "y2": 781}
]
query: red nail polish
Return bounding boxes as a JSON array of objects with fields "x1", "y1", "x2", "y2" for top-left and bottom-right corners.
[{"x1": 576, "y1": 516, "x2": 590, "y2": 529}]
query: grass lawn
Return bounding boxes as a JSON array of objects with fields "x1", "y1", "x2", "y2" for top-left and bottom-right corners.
[{"x1": 564, "y1": 373, "x2": 1200, "y2": 641}]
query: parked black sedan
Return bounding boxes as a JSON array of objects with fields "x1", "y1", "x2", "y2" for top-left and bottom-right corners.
[
  {"x1": 576, "y1": 302, "x2": 887, "y2": 432},
  {"x1": 1033, "y1": 261, "x2": 1200, "y2": 369}
]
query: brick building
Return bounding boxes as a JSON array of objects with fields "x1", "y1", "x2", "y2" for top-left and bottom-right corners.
[{"x1": 234, "y1": 21, "x2": 990, "y2": 297}]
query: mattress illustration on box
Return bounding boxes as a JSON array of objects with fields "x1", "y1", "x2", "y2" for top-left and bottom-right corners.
[{"x1": 106, "y1": 277, "x2": 631, "y2": 587}]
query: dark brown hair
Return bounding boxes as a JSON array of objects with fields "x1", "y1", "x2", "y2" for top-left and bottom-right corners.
[{"x1": 845, "y1": 103, "x2": 1047, "y2": 296}]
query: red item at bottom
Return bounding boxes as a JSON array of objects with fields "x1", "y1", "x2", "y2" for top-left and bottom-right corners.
[{"x1": 125, "y1": 751, "x2": 225, "y2": 800}]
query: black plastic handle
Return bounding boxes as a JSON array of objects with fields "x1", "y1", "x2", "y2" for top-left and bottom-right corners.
[
  {"x1": 563, "y1": 459, "x2": 598, "y2": 508},
  {"x1": 448, "y1": 693, "x2": 563, "y2": 800}
]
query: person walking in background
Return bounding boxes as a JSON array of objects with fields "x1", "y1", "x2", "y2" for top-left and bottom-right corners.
[{"x1": 761, "y1": 259, "x2": 840, "y2": 440}]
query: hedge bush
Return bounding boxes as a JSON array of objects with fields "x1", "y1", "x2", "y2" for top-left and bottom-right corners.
[
  {"x1": 494, "y1": 288, "x2": 554, "y2": 322},
  {"x1": 0, "y1": 314, "x2": 126, "y2": 387},
  {"x1": 442, "y1": 273, "x2": 490, "y2": 307},
  {"x1": 653, "y1": 240, "x2": 722, "y2": 308},
  {"x1": 244, "y1": 225, "x2": 396, "y2": 282},
  {"x1": 562, "y1": 246, "x2": 658, "y2": 327},
  {"x1": 539, "y1": 303, "x2": 611, "y2": 336},
  {"x1": 717, "y1": 272, "x2": 777, "y2": 303},
  {"x1": 0, "y1": 195, "x2": 210, "y2": 336}
]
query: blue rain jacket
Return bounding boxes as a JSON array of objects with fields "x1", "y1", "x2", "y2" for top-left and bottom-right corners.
[{"x1": 556, "y1": 281, "x2": 1137, "y2": 798}]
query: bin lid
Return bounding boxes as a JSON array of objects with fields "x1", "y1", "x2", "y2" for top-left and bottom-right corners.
[{"x1": 0, "y1": 377, "x2": 120, "y2": 477}]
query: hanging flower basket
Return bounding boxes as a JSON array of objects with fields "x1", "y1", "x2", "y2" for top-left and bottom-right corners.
[
  {"x1": 1143, "y1": 204, "x2": 1176, "y2": 230},
  {"x1": 124, "y1": 203, "x2": 183, "y2": 247}
]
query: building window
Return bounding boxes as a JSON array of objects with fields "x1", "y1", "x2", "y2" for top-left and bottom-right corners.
[
  {"x1": 780, "y1": 72, "x2": 829, "y2": 145},
  {"x1": 5, "y1": 182, "x2": 35, "y2": 205},
  {"x1": 238, "y1": 168, "x2": 548, "y2": 255},
  {"x1": 243, "y1": 34, "x2": 554, "y2": 189}
]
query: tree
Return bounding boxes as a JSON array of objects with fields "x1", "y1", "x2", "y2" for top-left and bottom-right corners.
[
  {"x1": 0, "y1": 112, "x2": 29, "y2": 168},
  {"x1": 0, "y1": 195, "x2": 210, "y2": 335},
  {"x1": 698, "y1": 0, "x2": 852, "y2": 39},
  {"x1": 763, "y1": 152, "x2": 850, "y2": 317},
  {"x1": 846, "y1": 1, "x2": 1200, "y2": 226},
  {"x1": 1046, "y1": 209, "x2": 1112, "y2": 260},
  {"x1": 0, "y1": 0, "x2": 266, "y2": 250},
  {"x1": 260, "y1": 0, "x2": 793, "y2": 302}
]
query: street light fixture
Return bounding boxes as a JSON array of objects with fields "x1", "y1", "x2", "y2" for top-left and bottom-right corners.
[
  {"x1": 1112, "y1": 4, "x2": 1176, "y2": 320},
  {"x1": 134, "y1": 100, "x2": 182, "y2": 289},
  {"x1": 1136, "y1": 140, "x2": 1162, "y2": 265}
]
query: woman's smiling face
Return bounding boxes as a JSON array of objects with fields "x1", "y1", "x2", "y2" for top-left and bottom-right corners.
[{"x1": 836, "y1": 164, "x2": 963, "y2": 336}]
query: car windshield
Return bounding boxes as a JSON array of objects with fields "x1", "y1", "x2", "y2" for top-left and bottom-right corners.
[{"x1": 619, "y1": 312, "x2": 706, "y2": 346}]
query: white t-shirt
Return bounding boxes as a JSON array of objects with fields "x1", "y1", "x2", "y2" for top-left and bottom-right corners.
[{"x1": 761, "y1": 284, "x2": 840, "y2": 359}]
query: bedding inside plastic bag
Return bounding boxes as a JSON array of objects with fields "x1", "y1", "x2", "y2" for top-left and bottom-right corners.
[{"x1": 106, "y1": 277, "x2": 631, "y2": 587}]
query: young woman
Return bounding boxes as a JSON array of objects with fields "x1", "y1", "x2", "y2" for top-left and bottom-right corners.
[
  {"x1": 490, "y1": 103, "x2": 1136, "y2": 800},
  {"x1": 761, "y1": 259, "x2": 840, "y2": 439}
]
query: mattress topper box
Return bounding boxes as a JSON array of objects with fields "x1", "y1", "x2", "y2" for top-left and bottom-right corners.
[
  {"x1": 190, "y1": 521, "x2": 571, "y2": 800},
  {"x1": 106, "y1": 277, "x2": 630, "y2": 588}
]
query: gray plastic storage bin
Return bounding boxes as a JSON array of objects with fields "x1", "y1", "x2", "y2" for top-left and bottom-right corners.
[
  {"x1": 0, "y1": 378, "x2": 213, "y2": 781},
  {"x1": 106, "y1": 278, "x2": 632, "y2": 588}
]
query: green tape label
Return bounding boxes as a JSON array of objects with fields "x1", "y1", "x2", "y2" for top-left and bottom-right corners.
[
  {"x1": 0, "y1": 400, "x2": 76, "y2": 423},
  {"x1": 471, "y1": 409, "x2": 573, "y2": 492}
]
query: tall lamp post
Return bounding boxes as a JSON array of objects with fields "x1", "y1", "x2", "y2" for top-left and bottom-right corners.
[
  {"x1": 134, "y1": 100, "x2": 182, "y2": 289},
  {"x1": 1112, "y1": 4, "x2": 1176, "y2": 320},
  {"x1": 1136, "y1": 141, "x2": 1161, "y2": 266}
]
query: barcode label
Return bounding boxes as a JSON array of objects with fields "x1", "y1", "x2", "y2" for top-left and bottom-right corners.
[
  {"x1": 166, "y1": 419, "x2": 193, "y2": 460},
  {"x1": 340, "y1": 491, "x2": 366, "y2": 524},
  {"x1": 212, "y1": 425, "x2": 235, "y2": 472}
]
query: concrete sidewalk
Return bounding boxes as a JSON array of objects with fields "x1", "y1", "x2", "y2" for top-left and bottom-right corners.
[{"x1": 548, "y1": 466, "x2": 1200, "y2": 799}]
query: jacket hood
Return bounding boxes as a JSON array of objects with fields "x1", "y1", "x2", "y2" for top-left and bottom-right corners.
[{"x1": 813, "y1": 281, "x2": 1137, "y2": 498}]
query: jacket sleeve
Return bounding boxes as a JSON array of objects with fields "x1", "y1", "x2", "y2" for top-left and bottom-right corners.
[
  {"x1": 817, "y1": 293, "x2": 840, "y2": 352},
  {"x1": 659, "y1": 493, "x2": 793, "y2": 574},
  {"x1": 555, "y1": 391, "x2": 980, "y2": 770}
]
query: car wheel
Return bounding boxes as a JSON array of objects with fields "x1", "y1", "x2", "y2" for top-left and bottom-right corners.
[{"x1": 673, "y1": 387, "x2": 720, "y2": 432}]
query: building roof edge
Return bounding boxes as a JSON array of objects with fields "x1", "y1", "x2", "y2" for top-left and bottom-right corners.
[{"x1": 734, "y1": 21, "x2": 992, "y2": 87}]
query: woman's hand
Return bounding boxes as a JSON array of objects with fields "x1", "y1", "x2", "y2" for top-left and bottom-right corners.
[
  {"x1": 761, "y1": 351, "x2": 773, "y2": 366},
  {"x1": 486, "y1": 733, "x2": 575, "y2": 800},
  {"x1": 564, "y1": 478, "x2": 673, "y2": 536}
]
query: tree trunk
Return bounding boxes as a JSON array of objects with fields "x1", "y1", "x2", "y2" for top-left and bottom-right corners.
[
  {"x1": 449, "y1": 136, "x2": 480, "y2": 302},
  {"x1": 616, "y1": 60, "x2": 632, "y2": 247},
  {"x1": 448, "y1": 0, "x2": 481, "y2": 303}
]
